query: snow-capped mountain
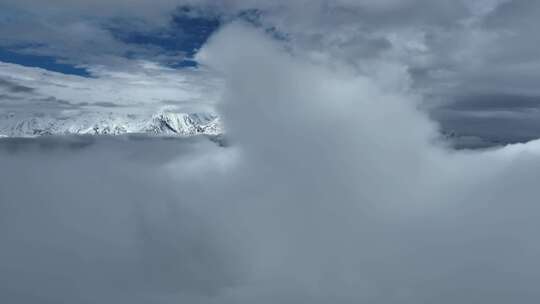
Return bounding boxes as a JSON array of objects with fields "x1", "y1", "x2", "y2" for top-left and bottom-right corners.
[{"x1": 0, "y1": 111, "x2": 222, "y2": 138}]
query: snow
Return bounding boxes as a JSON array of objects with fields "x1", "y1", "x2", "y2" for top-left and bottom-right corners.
[{"x1": 0, "y1": 110, "x2": 222, "y2": 138}]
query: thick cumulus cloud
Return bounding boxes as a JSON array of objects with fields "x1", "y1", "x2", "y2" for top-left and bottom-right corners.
[
  {"x1": 3, "y1": 22, "x2": 540, "y2": 304},
  {"x1": 192, "y1": 24, "x2": 540, "y2": 303}
]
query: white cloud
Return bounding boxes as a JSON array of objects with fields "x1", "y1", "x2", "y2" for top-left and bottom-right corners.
[
  {"x1": 184, "y1": 23, "x2": 540, "y2": 302},
  {"x1": 3, "y1": 22, "x2": 540, "y2": 303},
  {"x1": 0, "y1": 60, "x2": 221, "y2": 115}
]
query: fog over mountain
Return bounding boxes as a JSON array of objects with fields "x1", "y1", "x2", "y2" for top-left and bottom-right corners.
[{"x1": 2, "y1": 1, "x2": 540, "y2": 304}]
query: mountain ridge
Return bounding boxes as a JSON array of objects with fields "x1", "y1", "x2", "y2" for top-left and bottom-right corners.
[{"x1": 0, "y1": 111, "x2": 222, "y2": 138}]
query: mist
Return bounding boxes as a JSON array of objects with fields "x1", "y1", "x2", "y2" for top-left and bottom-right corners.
[{"x1": 2, "y1": 22, "x2": 540, "y2": 304}]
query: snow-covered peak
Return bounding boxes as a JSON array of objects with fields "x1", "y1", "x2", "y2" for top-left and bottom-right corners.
[{"x1": 0, "y1": 110, "x2": 222, "y2": 138}]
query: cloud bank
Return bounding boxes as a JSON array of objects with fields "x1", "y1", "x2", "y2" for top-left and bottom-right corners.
[{"x1": 2, "y1": 22, "x2": 540, "y2": 303}]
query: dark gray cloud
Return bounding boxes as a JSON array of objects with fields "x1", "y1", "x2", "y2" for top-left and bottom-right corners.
[
  {"x1": 0, "y1": 94, "x2": 23, "y2": 101},
  {"x1": 0, "y1": 78, "x2": 34, "y2": 93},
  {"x1": 443, "y1": 94, "x2": 540, "y2": 112},
  {"x1": 92, "y1": 101, "x2": 123, "y2": 108},
  {"x1": 432, "y1": 95, "x2": 540, "y2": 143}
]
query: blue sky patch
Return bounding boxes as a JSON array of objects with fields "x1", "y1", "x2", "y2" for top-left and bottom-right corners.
[
  {"x1": 0, "y1": 6, "x2": 283, "y2": 75},
  {"x1": 0, "y1": 47, "x2": 91, "y2": 77},
  {"x1": 108, "y1": 7, "x2": 221, "y2": 68}
]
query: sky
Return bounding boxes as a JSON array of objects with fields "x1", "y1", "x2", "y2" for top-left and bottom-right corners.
[
  {"x1": 1, "y1": 0, "x2": 540, "y2": 141},
  {"x1": 4, "y1": 1, "x2": 540, "y2": 303}
]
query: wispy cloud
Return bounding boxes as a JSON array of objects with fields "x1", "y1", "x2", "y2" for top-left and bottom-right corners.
[{"x1": 0, "y1": 61, "x2": 220, "y2": 115}]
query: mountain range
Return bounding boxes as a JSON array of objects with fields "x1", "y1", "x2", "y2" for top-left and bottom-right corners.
[{"x1": 0, "y1": 111, "x2": 222, "y2": 138}]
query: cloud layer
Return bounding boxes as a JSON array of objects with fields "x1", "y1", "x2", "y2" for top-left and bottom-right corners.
[
  {"x1": 0, "y1": 61, "x2": 220, "y2": 115},
  {"x1": 2, "y1": 22, "x2": 540, "y2": 303}
]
